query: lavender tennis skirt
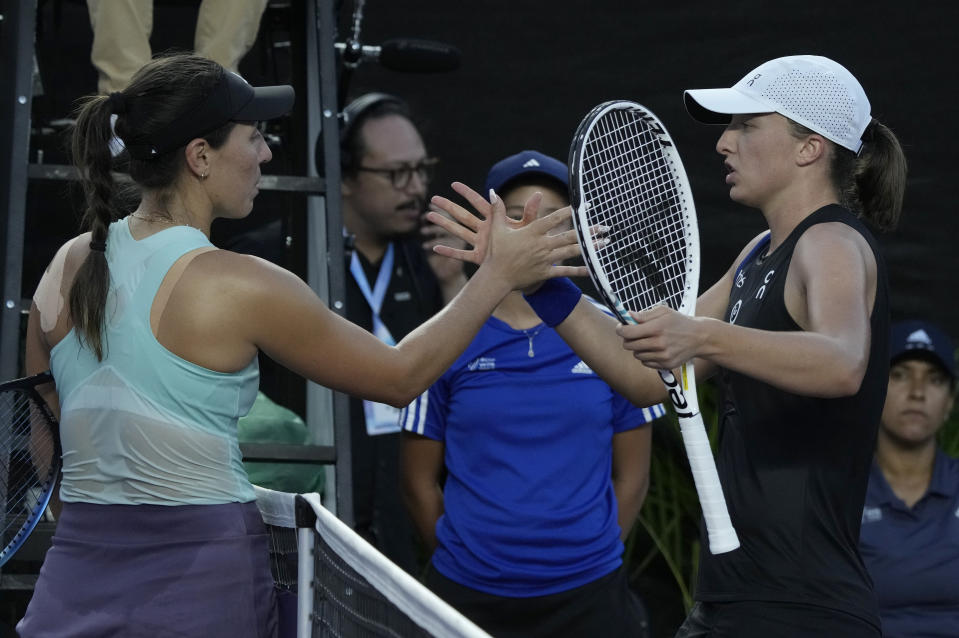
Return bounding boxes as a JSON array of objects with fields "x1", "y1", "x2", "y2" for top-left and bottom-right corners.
[{"x1": 17, "y1": 501, "x2": 278, "y2": 638}]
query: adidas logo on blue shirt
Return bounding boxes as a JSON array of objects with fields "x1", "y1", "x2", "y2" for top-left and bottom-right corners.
[{"x1": 570, "y1": 361, "x2": 593, "y2": 375}]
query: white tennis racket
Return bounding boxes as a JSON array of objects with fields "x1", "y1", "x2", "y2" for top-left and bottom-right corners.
[{"x1": 569, "y1": 100, "x2": 739, "y2": 554}]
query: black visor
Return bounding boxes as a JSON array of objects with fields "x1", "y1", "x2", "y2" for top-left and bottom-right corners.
[{"x1": 128, "y1": 71, "x2": 294, "y2": 160}]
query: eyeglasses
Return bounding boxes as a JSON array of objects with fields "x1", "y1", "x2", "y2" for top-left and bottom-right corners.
[{"x1": 355, "y1": 158, "x2": 439, "y2": 189}]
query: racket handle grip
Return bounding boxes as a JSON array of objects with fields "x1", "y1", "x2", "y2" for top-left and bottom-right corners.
[{"x1": 677, "y1": 417, "x2": 740, "y2": 554}]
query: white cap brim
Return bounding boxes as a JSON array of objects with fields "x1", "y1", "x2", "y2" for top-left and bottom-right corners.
[{"x1": 683, "y1": 88, "x2": 775, "y2": 125}]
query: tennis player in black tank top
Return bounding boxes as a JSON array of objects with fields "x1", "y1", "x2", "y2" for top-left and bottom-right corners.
[
  {"x1": 518, "y1": 56, "x2": 908, "y2": 637},
  {"x1": 695, "y1": 205, "x2": 890, "y2": 635}
]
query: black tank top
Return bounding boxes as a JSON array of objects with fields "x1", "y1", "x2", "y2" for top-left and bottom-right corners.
[{"x1": 696, "y1": 205, "x2": 889, "y2": 627}]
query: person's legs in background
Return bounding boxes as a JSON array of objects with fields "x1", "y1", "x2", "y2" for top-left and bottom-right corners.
[
  {"x1": 87, "y1": 0, "x2": 153, "y2": 94},
  {"x1": 194, "y1": 0, "x2": 270, "y2": 74}
]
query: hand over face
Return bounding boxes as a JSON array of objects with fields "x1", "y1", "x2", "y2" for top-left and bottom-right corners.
[{"x1": 425, "y1": 182, "x2": 585, "y2": 290}]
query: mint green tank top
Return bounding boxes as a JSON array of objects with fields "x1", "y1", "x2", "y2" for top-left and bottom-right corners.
[{"x1": 50, "y1": 218, "x2": 260, "y2": 505}]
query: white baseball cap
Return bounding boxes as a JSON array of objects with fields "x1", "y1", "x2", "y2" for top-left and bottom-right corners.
[{"x1": 684, "y1": 55, "x2": 871, "y2": 154}]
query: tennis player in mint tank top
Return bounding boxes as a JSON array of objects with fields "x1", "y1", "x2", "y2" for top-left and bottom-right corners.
[
  {"x1": 425, "y1": 55, "x2": 906, "y2": 637},
  {"x1": 18, "y1": 53, "x2": 583, "y2": 637}
]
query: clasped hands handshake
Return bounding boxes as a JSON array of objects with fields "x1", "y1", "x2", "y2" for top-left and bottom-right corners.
[{"x1": 425, "y1": 182, "x2": 703, "y2": 370}]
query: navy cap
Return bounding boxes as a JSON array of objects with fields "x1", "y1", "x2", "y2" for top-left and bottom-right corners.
[
  {"x1": 890, "y1": 320, "x2": 956, "y2": 378},
  {"x1": 483, "y1": 150, "x2": 569, "y2": 195}
]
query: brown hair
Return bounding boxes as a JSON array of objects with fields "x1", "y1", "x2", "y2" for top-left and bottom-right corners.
[
  {"x1": 788, "y1": 119, "x2": 907, "y2": 232},
  {"x1": 69, "y1": 53, "x2": 235, "y2": 360}
]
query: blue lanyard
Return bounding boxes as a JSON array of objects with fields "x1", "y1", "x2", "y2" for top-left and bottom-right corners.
[{"x1": 349, "y1": 243, "x2": 396, "y2": 346}]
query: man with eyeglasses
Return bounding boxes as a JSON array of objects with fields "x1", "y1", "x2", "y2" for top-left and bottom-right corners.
[{"x1": 339, "y1": 93, "x2": 466, "y2": 575}]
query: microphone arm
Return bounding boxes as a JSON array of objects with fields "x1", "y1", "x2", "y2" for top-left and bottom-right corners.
[
  {"x1": 337, "y1": 0, "x2": 367, "y2": 107},
  {"x1": 341, "y1": 0, "x2": 367, "y2": 69},
  {"x1": 337, "y1": 41, "x2": 379, "y2": 69},
  {"x1": 335, "y1": 38, "x2": 462, "y2": 73},
  {"x1": 334, "y1": 1, "x2": 461, "y2": 107}
]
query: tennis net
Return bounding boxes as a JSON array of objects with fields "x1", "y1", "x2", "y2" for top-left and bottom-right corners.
[{"x1": 254, "y1": 486, "x2": 491, "y2": 638}]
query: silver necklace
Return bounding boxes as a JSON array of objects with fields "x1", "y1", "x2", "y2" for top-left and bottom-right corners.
[{"x1": 522, "y1": 323, "x2": 546, "y2": 358}]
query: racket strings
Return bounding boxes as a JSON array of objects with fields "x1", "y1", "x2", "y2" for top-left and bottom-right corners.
[
  {"x1": 1, "y1": 389, "x2": 57, "y2": 538},
  {"x1": 581, "y1": 109, "x2": 691, "y2": 311},
  {"x1": 589, "y1": 118, "x2": 687, "y2": 307}
]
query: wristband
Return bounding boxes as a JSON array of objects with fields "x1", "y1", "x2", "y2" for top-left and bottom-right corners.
[{"x1": 523, "y1": 278, "x2": 582, "y2": 327}]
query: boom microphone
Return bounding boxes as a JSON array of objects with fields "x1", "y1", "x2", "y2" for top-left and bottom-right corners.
[{"x1": 337, "y1": 38, "x2": 461, "y2": 73}]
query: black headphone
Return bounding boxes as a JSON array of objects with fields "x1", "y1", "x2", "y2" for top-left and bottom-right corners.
[{"x1": 315, "y1": 92, "x2": 409, "y2": 177}]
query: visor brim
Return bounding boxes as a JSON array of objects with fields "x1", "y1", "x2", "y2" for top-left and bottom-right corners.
[{"x1": 233, "y1": 85, "x2": 295, "y2": 122}]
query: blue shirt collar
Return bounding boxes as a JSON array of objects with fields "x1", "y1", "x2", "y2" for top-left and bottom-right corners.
[
  {"x1": 869, "y1": 450, "x2": 959, "y2": 509},
  {"x1": 927, "y1": 449, "x2": 959, "y2": 498}
]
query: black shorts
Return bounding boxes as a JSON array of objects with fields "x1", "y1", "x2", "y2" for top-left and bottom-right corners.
[
  {"x1": 425, "y1": 563, "x2": 650, "y2": 638},
  {"x1": 675, "y1": 601, "x2": 880, "y2": 638}
]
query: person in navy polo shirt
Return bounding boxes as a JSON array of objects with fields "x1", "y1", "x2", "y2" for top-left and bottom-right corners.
[{"x1": 859, "y1": 319, "x2": 959, "y2": 638}]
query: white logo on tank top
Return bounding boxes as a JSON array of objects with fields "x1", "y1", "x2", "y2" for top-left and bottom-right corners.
[
  {"x1": 755, "y1": 269, "x2": 776, "y2": 300},
  {"x1": 729, "y1": 299, "x2": 743, "y2": 324}
]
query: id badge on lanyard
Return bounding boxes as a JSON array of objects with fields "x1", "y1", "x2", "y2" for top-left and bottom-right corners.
[{"x1": 350, "y1": 245, "x2": 402, "y2": 435}]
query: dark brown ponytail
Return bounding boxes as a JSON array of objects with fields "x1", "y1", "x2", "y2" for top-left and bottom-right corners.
[
  {"x1": 69, "y1": 94, "x2": 118, "y2": 360},
  {"x1": 841, "y1": 120, "x2": 907, "y2": 231},
  {"x1": 789, "y1": 118, "x2": 907, "y2": 232}
]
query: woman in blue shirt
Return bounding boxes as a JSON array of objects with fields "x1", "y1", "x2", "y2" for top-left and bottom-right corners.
[
  {"x1": 860, "y1": 319, "x2": 959, "y2": 638},
  {"x1": 401, "y1": 151, "x2": 663, "y2": 638}
]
